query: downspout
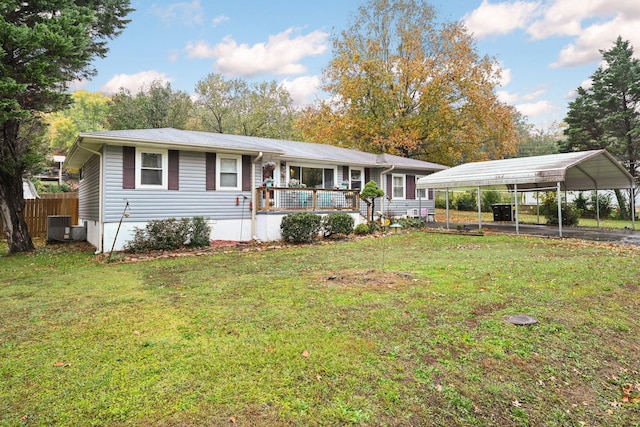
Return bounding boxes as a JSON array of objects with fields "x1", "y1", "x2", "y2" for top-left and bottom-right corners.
[
  {"x1": 380, "y1": 165, "x2": 395, "y2": 222},
  {"x1": 251, "y1": 152, "x2": 263, "y2": 240},
  {"x1": 76, "y1": 140, "x2": 103, "y2": 254}
]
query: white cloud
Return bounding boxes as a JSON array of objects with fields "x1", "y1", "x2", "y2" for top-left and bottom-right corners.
[
  {"x1": 100, "y1": 71, "x2": 173, "y2": 94},
  {"x1": 462, "y1": 0, "x2": 540, "y2": 39},
  {"x1": 551, "y1": 15, "x2": 640, "y2": 68},
  {"x1": 150, "y1": 0, "x2": 203, "y2": 27},
  {"x1": 515, "y1": 99, "x2": 559, "y2": 118},
  {"x1": 280, "y1": 75, "x2": 322, "y2": 106},
  {"x1": 212, "y1": 15, "x2": 229, "y2": 27},
  {"x1": 185, "y1": 28, "x2": 329, "y2": 77}
]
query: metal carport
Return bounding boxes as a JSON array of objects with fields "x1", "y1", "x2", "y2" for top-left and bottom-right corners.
[{"x1": 416, "y1": 150, "x2": 636, "y2": 237}]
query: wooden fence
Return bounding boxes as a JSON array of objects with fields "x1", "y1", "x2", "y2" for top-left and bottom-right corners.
[{"x1": 1, "y1": 194, "x2": 79, "y2": 239}]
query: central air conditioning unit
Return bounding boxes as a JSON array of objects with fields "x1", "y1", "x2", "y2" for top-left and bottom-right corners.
[
  {"x1": 47, "y1": 216, "x2": 87, "y2": 242},
  {"x1": 47, "y1": 215, "x2": 71, "y2": 241},
  {"x1": 407, "y1": 208, "x2": 420, "y2": 218}
]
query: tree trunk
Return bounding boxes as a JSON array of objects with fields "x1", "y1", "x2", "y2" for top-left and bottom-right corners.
[
  {"x1": 614, "y1": 189, "x2": 630, "y2": 220},
  {"x1": 0, "y1": 171, "x2": 36, "y2": 253},
  {"x1": 0, "y1": 120, "x2": 36, "y2": 254}
]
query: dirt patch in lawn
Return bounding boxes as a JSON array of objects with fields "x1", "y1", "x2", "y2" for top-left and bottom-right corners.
[{"x1": 320, "y1": 269, "x2": 420, "y2": 289}]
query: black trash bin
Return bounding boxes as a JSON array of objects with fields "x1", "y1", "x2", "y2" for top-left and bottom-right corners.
[
  {"x1": 492, "y1": 204, "x2": 503, "y2": 221},
  {"x1": 492, "y1": 204, "x2": 514, "y2": 222}
]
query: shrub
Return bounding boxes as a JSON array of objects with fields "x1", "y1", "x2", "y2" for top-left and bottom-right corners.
[
  {"x1": 280, "y1": 212, "x2": 322, "y2": 243},
  {"x1": 454, "y1": 191, "x2": 477, "y2": 211},
  {"x1": 125, "y1": 217, "x2": 211, "y2": 253},
  {"x1": 322, "y1": 213, "x2": 354, "y2": 237},
  {"x1": 481, "y1": 190, "x2": 502, "y2": 212},
  {"x1": 395, "y1": 217, "x2": 425, "y2": 229},
  {"x1": 354, "y1": 223, "x2": 370, "y2": 235},
  {"x1": 539, "y1": 192, "x2": 580, "y2": 226}
]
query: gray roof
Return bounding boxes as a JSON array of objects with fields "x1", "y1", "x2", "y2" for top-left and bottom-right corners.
[
  {"x1": 416, "y1": 150, "x2": 635, "y2": 191},
  {"x1": 65, "y1": 128, "x2": 447, "y2": 171}
]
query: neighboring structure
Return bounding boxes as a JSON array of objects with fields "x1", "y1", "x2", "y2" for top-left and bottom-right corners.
[
  {"x1": 22, "y1": 179, "x2": 39, "y2": 199},
  {"x1": 35, "y1": 155, "x2": 66, "y2": 186},
  {"x1": 64, "y1": 128, "x2": 446, "y2": 252}
]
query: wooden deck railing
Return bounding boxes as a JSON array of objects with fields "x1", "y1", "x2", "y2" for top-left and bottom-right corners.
[{"x1": 256, "y1": 187, "x2": 360, "y2": 212}]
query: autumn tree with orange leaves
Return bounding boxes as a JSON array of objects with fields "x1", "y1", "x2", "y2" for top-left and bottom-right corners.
[{"x1": 297, "y1": 0, "x2": 519, "y2": 166}]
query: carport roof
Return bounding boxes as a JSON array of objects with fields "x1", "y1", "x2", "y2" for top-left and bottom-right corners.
[{"x1": 416, "y1": 150, "x2": 635, "y2": 191}]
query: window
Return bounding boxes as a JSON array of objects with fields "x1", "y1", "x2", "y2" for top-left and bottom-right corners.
[
  {"x1": 136, "y1": 148, "x2": 168, "y2": 189},
  {"x1": 350, "y1": 168, "x2": 363, "y2": 190},
  {"x1": 392, "y1": 174, "x2": 405, "y2": 199},
  {"x1": 217, "y1": 154, "x2": 241, "y2": 190},
  {"x1": 416, "y1": 175, "x2": 426, "y2": 199},
  {"x1": 289, "y1": 165, "x2": 335, "y2": 188}
]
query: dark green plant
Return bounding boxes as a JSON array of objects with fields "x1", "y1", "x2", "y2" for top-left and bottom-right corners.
[
  {"x1": 353, "y1": 223, "x2": 370, "y2": 235},
  {"x1": 481, "y1": 190, "x2": 502, "y2": 212},
  {"x1": 360, "y1": 181, "x2": 385, "y2": 222},
  {"x1": 322, "y1": 213, "x2": 354, "y2": 237},
  {"x1": 573, "y1": 192, "x2": 590, "y2": 215},
  {"x1": 280, "y1": 212, "x2": 322, "y2": 243},
  {"x1": 125, "y1": 217, "x2": 211, "y2": 253},
  {"x1": 454, "y1": 191, "x2": 477, "y2": 211},
  {"x1": 395, "y1": 217, "x2": 425, "y2": 229},
  {"x1": 540, "y1": 192, "x2": 580, "y2": 226}
]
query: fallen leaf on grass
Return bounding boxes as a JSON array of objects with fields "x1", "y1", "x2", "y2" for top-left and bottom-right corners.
[
  {"x1": 512, "y1": 399, "x2": 522, "y2": 408},
  {"x1": 621, "y1": 383, "x2": 640, "y2": 403},
  {"x1": 301, "y1": 350, "x2": 310, "y2": 358},
  {"x1": 229, "y1": 415, "x2": 236, "y2": 423},
  {"x1": 53, "y1": 361, "x2": 71, "y2": 368}
]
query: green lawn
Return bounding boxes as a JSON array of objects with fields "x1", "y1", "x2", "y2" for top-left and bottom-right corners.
[{"x1": 1, "y1": 233, "x2": 640, "y2": 426}]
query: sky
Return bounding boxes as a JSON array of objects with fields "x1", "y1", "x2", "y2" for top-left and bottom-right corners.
[{"x1": 81, "y1": 0, "x2": 640, "y2": 131}]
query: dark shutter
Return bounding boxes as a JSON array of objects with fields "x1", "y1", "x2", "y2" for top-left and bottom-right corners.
[
  {"x1": 122, "y1": 146, "x2": 135, "y2": 189},
  {"x1": 342, "y1": 165, "x2": 349, "y2": 182},
  {"x1": 168, "y1": 150, "x2": 179, "y2": 190},
  {"x1": 242, "y1": 155, "x2": 252, "y2": 191},
  {"x1": 364, "y1": 168, "x2": 371, "y2": 184},
  {"x1": 386, "y1": 174, "x2": 392, "y2": 198},
  {"x1": 428, "y1": 188, "x2": 434, "y2": 200},
  {"x1": 406, "y1": 175, "x2": 416, "y2": 200},
  {"x1": 206, "y1": 153, "x2": 216, "y2": 190}
]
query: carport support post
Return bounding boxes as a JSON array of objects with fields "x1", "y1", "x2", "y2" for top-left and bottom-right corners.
[
  {"x1": 477, "y1": 186, "x2": 482, "y2": 230},
  {"x1": 445, "y1": 188, "x2": 450, "y2": 230},
  {"x1": 514, "y1": 184, "x2": 519, "y2": 235},
  {"x1": 595, "y1": 189, "x2": 600, "y2": 228},
  {"x1": 557, "y1": 182, "x2": 563, "y2": 238}
]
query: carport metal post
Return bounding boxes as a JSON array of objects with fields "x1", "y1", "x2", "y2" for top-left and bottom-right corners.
[
  {"x1": 477, "y1": 186, "x2": 482, "y2": 230},
  {"x1": 445, "y1": 188, "x2": 451, "y2": 230},
  {"x1": 557, "y1": 182, "x2": 563, "y2": 238},
  {"x1": 595, "y1": 189, "x2": 600, "y2": 228},
  {"x1": 514, "y1": 184, "x2": 519, "y2": 235}
]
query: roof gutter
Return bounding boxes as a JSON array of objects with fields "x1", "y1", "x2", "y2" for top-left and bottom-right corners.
[{"x1": 251, "y1": 152, "x2": 263, "y2": 240}]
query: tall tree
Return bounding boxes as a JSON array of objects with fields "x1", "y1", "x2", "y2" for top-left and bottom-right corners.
[
  {"x1": 561, "y1": 37, "x2": 640, "y2": 218},
  {"x1": 193, "y1": 73, "x2": 298, "y2": 139},
  {"x1": 0, "y1": 1, "x2": 132, "y2": 253},
  {"x1": 297, "y1": 0, "x2": 518, "y2": 166},
  {"x1": 46, "y1": 90, "x2": 110, "y2": 153},
  {"x1": 106, "y1": 80, "x2": 192, "y2": 130},
  {"x1": 513, "y1": 113, "x2": 560, "y2": 158}
]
